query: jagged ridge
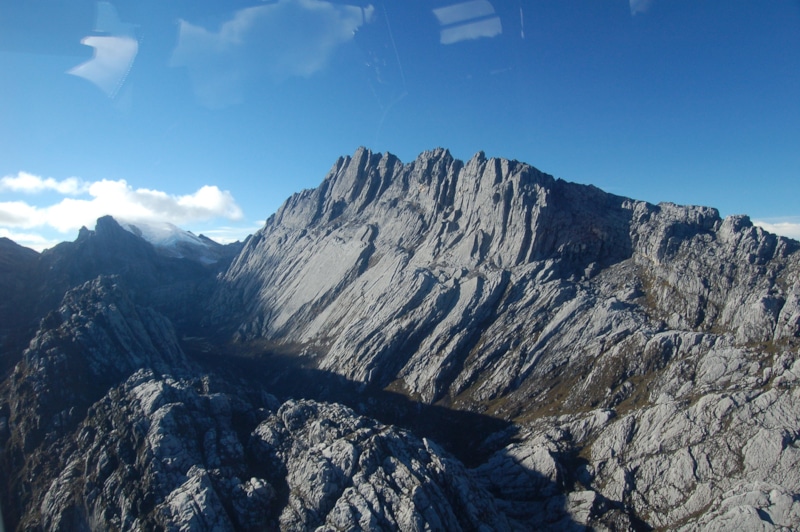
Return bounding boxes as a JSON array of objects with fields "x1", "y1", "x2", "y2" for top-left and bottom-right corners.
[
  {"x1": 217, "y1": 147, "x2": 800, "y2": 408},
  {"x1": 2, "y1": 147, "x2": 800, "y2": 530}
]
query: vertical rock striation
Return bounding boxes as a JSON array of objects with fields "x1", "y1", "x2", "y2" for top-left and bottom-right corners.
[
  {"x1": 216, "y1": 148, "x2": 799, "y2": 409},
  {"x1": 210, "y1": 147, "x2": 800, "y2": 529}
]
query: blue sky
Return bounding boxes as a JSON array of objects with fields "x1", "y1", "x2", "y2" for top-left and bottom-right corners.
[{"x1": 2, "y1": 0, "x2": 799, "y2": 250}]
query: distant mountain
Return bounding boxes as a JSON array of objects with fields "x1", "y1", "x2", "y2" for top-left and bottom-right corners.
[
  {"x1": 0, "y1": 216, "x2": 242, "y2": 371},
  {"x1": 2, "y1": 148, "x2": 799, "y2": 530},
  {"x1": 118, "y1": 218, "x2": 243, "y2": 264}
]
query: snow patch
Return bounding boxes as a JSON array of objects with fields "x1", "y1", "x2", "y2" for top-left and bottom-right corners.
[{"x1": 116, "y1": 218, "x2": 220, "y2": 263}]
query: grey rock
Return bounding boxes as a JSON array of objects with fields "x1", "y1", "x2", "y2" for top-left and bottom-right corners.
[
  {"x1": 3, "y1": 147, "x2": 800, "y2": 530},
  {"x1": 19, "y1": 369, "x2": 510, "y2": 531},
  {"x1": 1, "y1": 274, "x2": 509, "y2": 530},
  {"x1": 213, "y1": 147, "x2": 799, "y2": 529},
  {"x1": 254, "y1": 399, "x2": 510, "y2": 531}
]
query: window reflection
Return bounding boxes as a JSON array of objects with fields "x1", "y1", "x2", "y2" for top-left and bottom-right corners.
[{"x1": 433, "y1": 0, "x2": 502, "y2": 45}]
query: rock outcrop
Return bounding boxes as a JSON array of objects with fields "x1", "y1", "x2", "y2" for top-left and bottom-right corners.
[
  {"x1": 217, "y1": 147, "x2": 799, "y2": 408},
  {"x1": 1, "y1": 274, "x2": 508, "y2": 531},
  {"x1": 2, "y1": 147, "x2": 799, "y2": 530},
  {"x1": 211, "y1": 147, "x2": 800, "y2": 529}
]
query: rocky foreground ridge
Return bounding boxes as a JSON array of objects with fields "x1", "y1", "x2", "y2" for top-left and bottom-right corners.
[{"x1": 2, "y1": 147, "x2": 800, "y2": 530}]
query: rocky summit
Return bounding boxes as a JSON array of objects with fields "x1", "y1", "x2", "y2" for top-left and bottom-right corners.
[{"x1": 1, "y1": 148, "x2": 799, "y2": 531}]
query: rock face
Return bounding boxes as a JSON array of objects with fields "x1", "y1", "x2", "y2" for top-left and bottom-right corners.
[
  {"x1": 0, "y1": 238, "x2": 39, "y2": 373},
  {"x1": 1, "y1": 275, "x2": 507, "y2": 531},
  {"x1": 2, "y1": 147, "x2": 800, "y2": 531},
  {"x1": 218, "y1": 147, "x2": 799, "y2": 409}
]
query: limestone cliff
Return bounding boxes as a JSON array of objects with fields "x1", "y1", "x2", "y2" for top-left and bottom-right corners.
[{"x1": 2, "y1": 148, "x2": 799, "y2": 530}]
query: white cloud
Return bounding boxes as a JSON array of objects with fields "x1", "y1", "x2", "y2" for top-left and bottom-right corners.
[
  {"x1": 0, "y1": 174, "x2": 243, "y2": 236},
  {"x1": 753, "y1": 219, "x2": 800, "y2": 241},
  {"x1": 170, "y1": 0, "x2": 373, "y2": 108},
  {"x1": 0, "y1": 228, "x2": 61, "y2": 252},
  {"x1": 0, "y1": 172, "x2": 88, "y2": 195},
  {"x1": 199, "y1": 223, "x2": 263, "y2": 245},
  {"x1": 0, "y1": 201, "x2": 45, "y2": 227}
]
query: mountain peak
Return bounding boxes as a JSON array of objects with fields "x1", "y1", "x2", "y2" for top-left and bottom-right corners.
[
  {"x1": 223, "y1": 147, "x2": 800, "y2": 401},
  {"x1": 115, "y1": 217, "x2": 241, "y2": 264},
  {"x1": 265, "y1": 148, "x2": 625, "y2": 272},
  {"x1": 4, "y1": 148, "x2": 800, "y2": 531}
]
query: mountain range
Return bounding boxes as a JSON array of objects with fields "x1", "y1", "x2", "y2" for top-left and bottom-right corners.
[{"x1": 1, "y1": 147, "x2": 799, "y2": 530}]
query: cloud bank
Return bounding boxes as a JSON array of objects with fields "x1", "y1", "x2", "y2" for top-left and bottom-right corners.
[
  {"x1": 0, "y1": 172, "x2": 88, "y2": 195},
  {"x1": 753, "y1": 219, "x2": 800, "y2": 241},
  {"x1": 0, "y1": 172, "x2": 244, "y2": 249}
]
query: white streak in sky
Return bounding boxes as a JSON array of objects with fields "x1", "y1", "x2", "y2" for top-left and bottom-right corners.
[
  {"x1": 432, "y1": 0, "x2": 502, "y2": 45},
  {"x1": 67, "y1": 2, "x2": 138, "y2": 98},
  {"x1": 439, "y1": 17, "x2": 502, "y2": 45},
  {"x1": 433, "y1": 0, "x2": 496, "y2": 26},
  {"x1": 170, "y1": 0, "x2": 374, "y2": 109},
  {"x1": 68, "y1": 36, "x2": 138, "y2": 98},
  {"x1": 629, "y1": 0, "x2": 654, "y2": 16}
]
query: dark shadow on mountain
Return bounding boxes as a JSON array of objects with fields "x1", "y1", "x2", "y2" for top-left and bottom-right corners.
[
  {"x1": 0, "y1": 238, "x2": 40, "y2": 376},
  {"x1": 0, "y1": 218, "x2": 240, "y2": 378},
  {"x1": 182, "y1": 339, "x2": 658, "y2": 528},
  {"x1": 183, "y1": 338, "x2": 512, "y2": 468},
  {"x1": 33, "y1": 217, "x2": 238, "y2": 334}
]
